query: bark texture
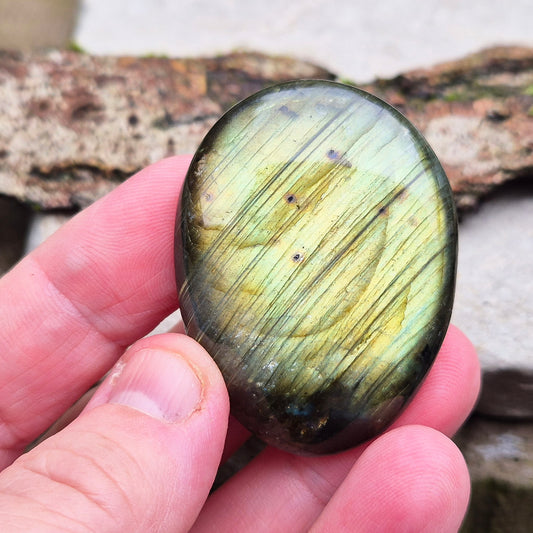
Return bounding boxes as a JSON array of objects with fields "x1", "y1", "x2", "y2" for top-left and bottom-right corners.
[
  {"x1": 0, "y1": 50, "x2": 334, "y2": 208},
  {"x1": 1, "y1": 46, "x2": 532, "y2": 210},
  {"x1": 361, "y1": 46, "x2": 533, "y2": 210}
]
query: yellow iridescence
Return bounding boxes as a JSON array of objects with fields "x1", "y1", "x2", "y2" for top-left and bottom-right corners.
[{"x1": 178, "y1": 82, "x2": 456, "y2": 451}]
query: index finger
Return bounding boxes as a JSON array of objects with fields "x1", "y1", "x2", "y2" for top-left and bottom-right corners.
[{"x1": 0, "y1": 155, "x2": 191, "y2": 466}]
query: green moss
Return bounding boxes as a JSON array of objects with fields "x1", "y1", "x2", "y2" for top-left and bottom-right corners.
[
  {"x1": 337, "y1": 77, "x2": 357, "y2": 87},
  {"x1": 523, "y1": 85, "x2": 533, "y2": 96},
  {"x1": 461, "y1": 478, "x2": 533, "y2": 533},
  {"x1": 441, "y1": 82, "x2": 521, "y2": 103},
  {"x1": 142, "y1": 53, "x2": 170, "y2": 59},
  {"x1": 444, "y1": 90, "x2": 469, "y2": 102},
  {"x1": 528, "y1": 106, "x2": 533, "y2": 117},
  {"x1": 67, "y1": 41, "x2": 86, "y2": 53},
  {"x1": 409, "y1": 98, "x2": 430, "y2": 111}
]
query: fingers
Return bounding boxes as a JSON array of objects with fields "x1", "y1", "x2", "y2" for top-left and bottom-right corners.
[
  {"x1": 0, "y1": 333, "x2": 229, "y2": 533},
  {"x1": 309, "y1": 426, "x2": 470, "y2": 533},
  {"x1": 0, "y1": 155, "x2": 191, "y2": 465},
  {"x1": 191, "y1": 324, "x2": 479, "y2": 532}
]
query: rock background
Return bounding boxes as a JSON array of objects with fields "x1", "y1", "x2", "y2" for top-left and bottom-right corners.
[{"x1": 1, "y1": 2, "x2": 533, "y2": 531}]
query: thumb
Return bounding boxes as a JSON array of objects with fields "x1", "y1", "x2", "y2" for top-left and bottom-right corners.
[{"x1": 0, "y1": 333, "x2": 229, "y2": 533}]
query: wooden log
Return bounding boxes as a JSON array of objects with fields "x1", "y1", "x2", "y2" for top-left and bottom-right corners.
[
  {"x1": 1, "y1": 47, "x2": 532, "y2": 211},
  {"x1": 0, "y1": 50, "x2": 334, "y2": 209},
  {"x1": 361, "y1": 46, "x2": 533, "y2": 210}
]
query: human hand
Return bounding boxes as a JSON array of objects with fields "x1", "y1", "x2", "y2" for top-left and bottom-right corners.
[{"x1": 0, "y1": 156, "x2": 480, "y2": 532}]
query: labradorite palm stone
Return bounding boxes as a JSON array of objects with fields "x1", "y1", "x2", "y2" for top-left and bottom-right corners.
[{"x1": 175, "y1": 80, "x2": 457, "y2": 455}]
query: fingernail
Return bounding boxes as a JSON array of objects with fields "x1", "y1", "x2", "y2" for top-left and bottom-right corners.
[{"x1": 107, "y1": 348, "x2": 203, "y2": 422}]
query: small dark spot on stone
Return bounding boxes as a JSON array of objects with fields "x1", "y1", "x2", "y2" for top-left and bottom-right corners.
[
  {"x1": 0, "y1": 149, "x2": 8, "y2": 159},
  {"x1": 327, "y1": 149, "x2": 352, "y2": 168},
  {"x1": 152, "y1": 110, "x2": 175, "y2": 129},
  {"x1": 378, "y1": 206, "x2": 389, "y2": 216},
  {"x1": 285, "y1": 193, "x2": 298, "y2": 205},
  {"x1": 71, "y1": 102, "x2": 103, "y2": 121},
  {"x1": 486, "y1": 109, "x2": 510, "y2": 122},
  {"x1": 27, "y1": 98, "x2": 52, "y2": 119},
  {"x1": 398, "y1": 187, "x2": 408, "y2": 200},
  {"x1": 292, "y1": 252, "x2": 304, "y2": 263},
  {"x1": 95, "y1": 74, "x2": 126, "y2": 87},
  {"x1": 203, "y1": 192, "x2": 213, "y2": 202},
  {"x1": 128, "y1": 114, "x2": 139, "y2": 126},
  {"x1": 279, "y1": 105, "x2": 298, "y2": 119},
  {"x1": 166, "y1": 137, "x2": 175, "y2": 155}
]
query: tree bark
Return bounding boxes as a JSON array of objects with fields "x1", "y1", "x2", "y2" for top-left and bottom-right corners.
[
  {"x1": 0, "y1": 50, "x2": 334, "y2": 209},
  {"x1": 1, "y1": 46, "x2": 532, "y2": 211}
]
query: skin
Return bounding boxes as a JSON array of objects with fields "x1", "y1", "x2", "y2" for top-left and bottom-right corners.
[{"x1": 0, "y1": 156, "x2": 480, "y2": 532}]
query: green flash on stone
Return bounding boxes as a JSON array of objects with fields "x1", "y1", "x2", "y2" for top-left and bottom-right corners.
[{"x1": 175, "y1": 80, "x2": 457, "y2": 455}]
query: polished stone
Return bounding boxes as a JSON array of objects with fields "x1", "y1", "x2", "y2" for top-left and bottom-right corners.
[{"x1": 175, "y1": 80, "x2": 457, "y2": 454}]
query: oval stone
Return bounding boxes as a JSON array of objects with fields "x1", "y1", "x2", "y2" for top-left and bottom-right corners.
[{"x1": 175, "y1": 80, "x2": 457, "y2": 455}]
